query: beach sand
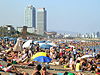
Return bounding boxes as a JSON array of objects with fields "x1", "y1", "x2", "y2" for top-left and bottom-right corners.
[
  {"x1": 3, "y1": 65, "x2": 95, "y2": 75},
  {"x1": 0, "y1": 65, "x2": 95, "y2": 75}
]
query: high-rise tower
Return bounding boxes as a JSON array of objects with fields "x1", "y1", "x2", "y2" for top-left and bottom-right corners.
[
  {"x1": 37, "y1": 8, "x2": 47, "y2": 35},
  {"x1": 24, "y1": 5, "x2": 36, "y2": 28}
]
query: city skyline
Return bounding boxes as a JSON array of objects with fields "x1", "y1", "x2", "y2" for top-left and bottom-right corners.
[{"x1": 0, "y1": 0, "x2": 100, "y2": 33}]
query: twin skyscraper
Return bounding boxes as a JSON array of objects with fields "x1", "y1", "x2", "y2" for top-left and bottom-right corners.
[{"x1": 24, "y1": 5, "x2": 47, "y2": 35}]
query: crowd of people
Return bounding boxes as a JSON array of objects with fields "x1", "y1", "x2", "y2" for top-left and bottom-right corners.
[{"x1": 0, "y1": 37, "x2": 99, "y2": 75}]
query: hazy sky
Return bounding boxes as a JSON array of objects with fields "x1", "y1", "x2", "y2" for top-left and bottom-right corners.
[{"x1": 0, "y1": 0, "x2": 100, "y2": 33}]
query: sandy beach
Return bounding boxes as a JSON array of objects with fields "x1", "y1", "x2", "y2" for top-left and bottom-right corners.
[
  {"x1": 0, "y1": 65, "x2": 95, "y2": 75},
  {"x1": 0, "y1": 38, "x2": 99, "y2": 75}
]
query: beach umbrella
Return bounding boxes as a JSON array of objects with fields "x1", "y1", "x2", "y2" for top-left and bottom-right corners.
[
  {"x1": 37, "y1": 41, "x2": 46, "y2": 46},
  {"x1": 9, "y1": 38, "x2": 17, "y2": 44},
  {"x1": 81, "y1": 55, "x2": 93, "y2": 58},
  {"x1": 33, "y1": 56, "x2": 52, "y2": 63},
  {"x1": 40, "y1": 44, "x2": 52, "y2": 49},
  {"x1": 59, "y1": 41, "x2": 65, "y2": 44},
  {"x1": 33, "y1": 41, "x2": 45, "y2": 44},
  {"x1": 33, "y1": 41, "x2": 38, "y2": 44},
  {"x1": 3, "y1": 36, "x2": 10, "y2": 39},
  {"x1": 13, "y1": 37, "x2": 23, "y2": 51},
  {"x1": 45, "y1": 41, "x2": 52, "y2": 43},
  {"x1": 9, "y1": 38, "x2": 17, "y2": 41},
  {"x1": 31, "y1": 52, "x2": 47, "y2": 60},
  {"x1": 23, "y1": 40, "x2": 33, "y2": 48},
  {"x1": 0, "y1": 37, "x2": 3, "y2": 39},
  {"x1": 39, "y1": 43, "x2": 45, "y2": 46},
  {"x1": 38, "y1": 41, "x2": 45, "y2": 43},
  {"x1": 47, "y1": 43, "x2": 58, "y2": 47}
]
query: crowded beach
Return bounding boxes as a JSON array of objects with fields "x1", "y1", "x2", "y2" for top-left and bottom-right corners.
[{"x1": 0, "y1": 37, "x2": 99, "y2": 75}]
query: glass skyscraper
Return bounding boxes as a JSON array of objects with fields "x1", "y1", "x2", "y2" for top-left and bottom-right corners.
[
  {"x1": 24, "y1": 5, "x2": 36, "y2": 28},
  {"x1": 37, "y1": 8, "x2": 47, "y2": 35}
]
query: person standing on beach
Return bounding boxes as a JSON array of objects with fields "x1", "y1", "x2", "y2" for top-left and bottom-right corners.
[
  {"x1": 73, "y1": 48, "x2": 77, "y2": 61},
  {"x1": 93, "y1": 48, "x2": 96, "y2": 57},
  {"x1": 75, "y1": 60, "x2": 81, "y2": 71},
  {"x1": 35, "y1": 44, "x2": 39, "y2": 52}
]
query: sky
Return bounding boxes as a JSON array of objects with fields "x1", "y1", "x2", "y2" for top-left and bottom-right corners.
[{"x1": 0, "y1": 0, "x2": 100, "y2": 33}]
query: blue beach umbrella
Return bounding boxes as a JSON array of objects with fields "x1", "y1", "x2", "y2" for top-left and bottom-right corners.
[
  {"x1": 40, "y1": 44, "x2": 52, "y2": 49},
  {"x1": 33, "y1": 56, "x2": 52, "y2": 63},
  {"x1": 33, "y1": 41, "x2": 45, "y2": 44},
  {"x1": 0, "y1": 37, "x2": 3, "y2": 40},
  {"x1": 59, "y1": 41, "x2": 65, "y2": 44},
  {"x1": 9, "y1": 38, "x2": 17, "y2": 41},
  {"x1": 45, "y1": 41, "x2": 52, "y2": 43},
  {"x1": 4, "y1": 36, "x2": 10, "y2": 39},
  {"x1": 9, "y1": 38, "x2": 17, "y2": 44},
  {"x1": 38, "y1": 41, "x2": 45, "y2": 43}
]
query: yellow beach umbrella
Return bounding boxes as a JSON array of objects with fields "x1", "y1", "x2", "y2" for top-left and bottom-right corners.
[{"x1": 31, "y1": 52, "x2": 47, "y2": 60}]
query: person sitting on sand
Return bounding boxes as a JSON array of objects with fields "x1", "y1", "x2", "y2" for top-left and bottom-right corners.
[
  {"x1": 0, "y1": 63, "x2": 4, "y2": 71},
  {"x1": 95, "y1": 63, "x2": 100, "y2": 75},
  {"x1": 3, "y1": 64, "x2": 18, "y2": 73},
  {"x1": 17, "y1": 52, "x2": 28, "y2": 63},
  {"x1": 76, "y1": 72, "x2": 84, "y2": 75},
  {"x1": 59, "y1": 57, "x2": 64, "y2": 65},
  {"x1": 64, "y1": 61, "x2": 75, "y2": 71},
  {"x1": 87, "y1": 62, "x2": 92, "y2": 71},
  {"x1": 80, "y1": 59, "x2": 87, "y2": 71}
]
